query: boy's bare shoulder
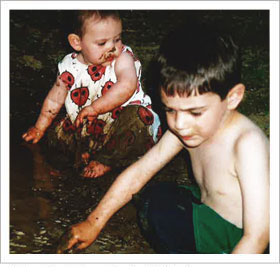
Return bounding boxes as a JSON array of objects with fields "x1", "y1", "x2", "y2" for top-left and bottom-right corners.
[{"x1": 233, "y1": 113, "x2": 269, "y2": 154}]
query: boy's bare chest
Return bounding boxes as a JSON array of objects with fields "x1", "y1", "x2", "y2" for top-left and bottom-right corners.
[
  {"x1": 188, "y1": 142, "x2": 243, "y2": 227},
  {"x1": 188, "y1": 141, "x2": 237, "y2": 194}
]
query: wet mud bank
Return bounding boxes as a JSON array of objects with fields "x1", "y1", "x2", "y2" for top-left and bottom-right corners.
[{"x1": 10, "y1": 132, "x2": 191, "y2": 254}]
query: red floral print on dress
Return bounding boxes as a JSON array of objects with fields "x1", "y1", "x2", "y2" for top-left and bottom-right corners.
[
  {"x1": 112, "y1": 106, "x2": 124, "y2": 119},
  {"x1": 87, "y1": 65, "x2": 106, "y2": 81},
  {"x1": 60, "y1": 71, "x2": 74, "y2": 90},
  {"x1": 70, "y1": 87, "x2": 89, "y2": 107},
  {"x1": 62, "y1": 118, "x2": 76, "y2": 132},
  {"x1": 71, "y1": 87, "x2": 89, "y2": 107},
  {"x1": 87, "y1": 119, "x2": 106, "y2": 139},
  {"x1": 138, "y1": 106, "x2": 154, "y2": 125},
  {"x1": 101, "y1": 81, "x2": 115, "y2": 95}
]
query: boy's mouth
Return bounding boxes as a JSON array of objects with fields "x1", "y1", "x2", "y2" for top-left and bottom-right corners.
[{"x1": 181, "y1": 135, "x2": 193, "y2": 141}]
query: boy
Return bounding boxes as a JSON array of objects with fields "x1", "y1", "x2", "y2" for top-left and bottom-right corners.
[{"x1": 62, "y1": 23, "x2": 269, "y2": 254}]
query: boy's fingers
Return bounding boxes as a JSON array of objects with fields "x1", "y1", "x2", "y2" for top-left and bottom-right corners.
[
  {"x1": 67, "y1": 236, "x2": 78, "y2": 250},
  {"x1": 77, "y1": 242, "x2": 90, "y2": 250}
]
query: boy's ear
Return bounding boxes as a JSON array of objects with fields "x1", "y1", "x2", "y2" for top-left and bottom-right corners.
[
  {"x1": 68, "y1": 34, "x2": 82, "y2": 52},
  {"x1": 226, "y1": 83, "x2": 245, "y2": 110}
]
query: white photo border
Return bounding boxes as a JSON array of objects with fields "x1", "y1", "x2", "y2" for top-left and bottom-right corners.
[{"x1": 1, "y1": 0, "x2": 279, "y2": 264}]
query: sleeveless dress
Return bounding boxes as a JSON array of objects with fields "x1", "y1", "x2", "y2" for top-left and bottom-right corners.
[{"x1": 47, "y1": 45, "x2": 162, "y2": 169}]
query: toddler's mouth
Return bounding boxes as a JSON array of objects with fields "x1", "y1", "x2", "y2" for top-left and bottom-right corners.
[
  {"x1": 106, "y1": 56, "x2": 114, "y2": 62},
  {"x1": 104, "y1": 53, "x2": 114, "y2": 61}
]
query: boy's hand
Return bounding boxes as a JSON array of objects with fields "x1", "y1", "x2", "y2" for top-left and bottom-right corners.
[
  {"x1": 64, "y1": 220, "x2": 100, "y2": 252},
  {"x1": 75, "y1": 106, "x2": 99, "y2": 127},
  {"x1": 22, "y1": 126, "x2": 44, "y2": 144}
]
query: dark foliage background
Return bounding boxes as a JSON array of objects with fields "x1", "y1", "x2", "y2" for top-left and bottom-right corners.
[{"x1": 10, "y1": 10, "x2": 269, "y2": 140}]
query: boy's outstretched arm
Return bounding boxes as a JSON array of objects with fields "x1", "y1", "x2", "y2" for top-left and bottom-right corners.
[
  {"x1": 66, "y1": 130, "x2": 184, "y2": 251},
  {"x1": 75, "y1": 52, "x2": 137, "y2": 126},
  {"x1": 22, "y1": 76, "x2": 67, "y2": 143},
  {"x1": 232, "y1": 130, "x2": 269, "y2": 254}
]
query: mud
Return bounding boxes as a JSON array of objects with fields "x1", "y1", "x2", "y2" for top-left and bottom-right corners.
[{"x1": 10, "y1": 137, "x2": 191, "y2": 254}]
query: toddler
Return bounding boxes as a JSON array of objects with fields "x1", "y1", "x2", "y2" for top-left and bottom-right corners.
[{"x1": 22, "y1": 10, "x2": 161, "y2": 178}]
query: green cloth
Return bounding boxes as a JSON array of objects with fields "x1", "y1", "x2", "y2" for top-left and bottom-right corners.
[{"x1": 179, "y1": 185, "x2": 243, "y2": 254}]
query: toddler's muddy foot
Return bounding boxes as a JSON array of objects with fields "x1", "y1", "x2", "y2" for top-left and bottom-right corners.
[
  {"x1": 82, "y1": 160, "x2": 111, "y2": 178},
  {"x1": 81, "y1": 152, "x2": 90, "y2": 164}
]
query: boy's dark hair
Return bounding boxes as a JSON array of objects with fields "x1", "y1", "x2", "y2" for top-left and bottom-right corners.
[
  {"x1": 157, "y1": 22, "x2": 241, "y2": 100},
  {"x1": 71, "y1": 10, "x2": 120, "y2": 38}
]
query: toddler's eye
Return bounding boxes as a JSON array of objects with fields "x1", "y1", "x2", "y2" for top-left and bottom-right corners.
[{"x1": 98, "y1": 42, "x2": 106, "y2": 46}]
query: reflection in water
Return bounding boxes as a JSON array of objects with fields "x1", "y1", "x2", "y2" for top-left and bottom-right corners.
[{"x1": 10, "y1": 142, "x2": 56, "y2": 253}]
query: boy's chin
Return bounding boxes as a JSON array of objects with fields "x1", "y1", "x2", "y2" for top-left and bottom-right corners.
[{"x1": 178, "y1": 135, "x2": 204, "y2": 148}]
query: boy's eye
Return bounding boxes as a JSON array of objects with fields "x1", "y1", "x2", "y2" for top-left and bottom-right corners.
[
  {"x1": 115, "y1": 37, "x2": 121, "y2": 43},
  {"x1": 190, "y1": 111, "x2": 202, "y2": 116},
  {"x1": 98, "y1": 42, "x2": 106, "y2": 46},
  {"x1": 163, "y1": 107, "x2": 175, "y2": 113}
]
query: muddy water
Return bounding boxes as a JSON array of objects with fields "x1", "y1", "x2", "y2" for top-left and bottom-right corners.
[
  {"x1": 10, "y1": 129, "x2": 191, "y2": 254},
  {"x1": 9, "y1": 135, "x2": 163, "y2": 254},
  {"x1": 10, "y1": 141, "x2": 62, "y2": 253},
  {"x1": 9, "y1": 139, "x2": 153, "y2": 254}
]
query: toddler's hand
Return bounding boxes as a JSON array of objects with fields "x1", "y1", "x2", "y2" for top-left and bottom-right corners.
[
  {"x1": 22, "y1": 126, "x2": 44, "y2": 144},
  {"x1": 75, "y1": 106, "x2": 99, "y2": 127}
]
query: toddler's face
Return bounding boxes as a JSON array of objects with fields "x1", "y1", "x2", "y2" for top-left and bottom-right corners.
[
  {"x1": 161, "y1": 89, "x2": 229, "y2": 148},
  {"x1": 79, "y1": 16, "x2": 123, "y2": 66}
]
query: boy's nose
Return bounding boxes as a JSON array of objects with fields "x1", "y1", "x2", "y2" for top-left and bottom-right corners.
[{"x1": 174, "y1": 112, "x2": 189, "y2": 131}]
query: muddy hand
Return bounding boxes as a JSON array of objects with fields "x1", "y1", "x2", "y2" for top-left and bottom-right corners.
[
  {"x1": 22, "y1": 126, "x2": 44, "y2": 144},
  {"x1": 57, "y1": 220, "x2": 100, "y2": 253},
  {"x1": 75, "y1": 106, "x2": 99, "y2": 127},
  {"x1": 56, "y1": 228, "x2": 77, "y2": 254}
]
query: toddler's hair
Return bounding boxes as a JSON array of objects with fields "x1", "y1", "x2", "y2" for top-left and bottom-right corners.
[
  {"x1": 156, "y1": 22, "x2": 241, "y2": 100},
  {"x1": 72, "y1": 10, "x2": 120, "y2": 38}
]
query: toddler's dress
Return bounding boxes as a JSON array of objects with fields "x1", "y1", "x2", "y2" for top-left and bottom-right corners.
[{"x1": 47, "y1": 45, "x2": 162, "y2": 169}]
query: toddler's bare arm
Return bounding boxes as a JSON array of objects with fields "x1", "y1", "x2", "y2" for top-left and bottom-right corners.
[
  {"x1": 75, "y1": 52, "x2": 137, "y2": 127},
  {"x1": 232, "y1": 130, "x2": 269, "y2": 253},
  {"x1": 22, "y1": 76, "x2": 68, "y2": 143}
]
